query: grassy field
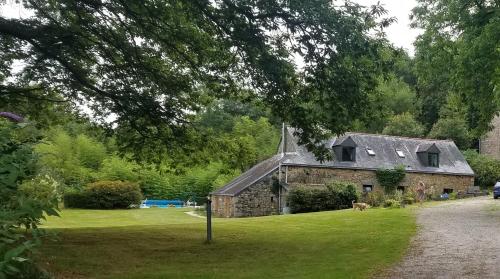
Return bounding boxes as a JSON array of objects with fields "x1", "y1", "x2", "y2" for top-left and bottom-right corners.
[{"x1": 38, "y1": 207, "x2": 416, "y2": 279}]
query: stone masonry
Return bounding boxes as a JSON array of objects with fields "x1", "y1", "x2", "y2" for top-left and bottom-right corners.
[
  {"x1": 212, "y1": 166, "x2": 474, "y2": 217},
  {"x1": 480, "y1": 115, "x2": 500, "y2": 160},
  {"x1": 212, "y1": 170, "x2": 279, "y2": 218},
  {"x1": 284, "y1": 166, "x2": 474, "y2": 195}
]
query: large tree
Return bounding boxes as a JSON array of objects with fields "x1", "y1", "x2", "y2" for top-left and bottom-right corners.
[
  {"x1": 412, "y1": 0, "x2": 500, "y2": 136},
  {"x1": 0, "y1": 0, "x2": 391, "y2": 161}
]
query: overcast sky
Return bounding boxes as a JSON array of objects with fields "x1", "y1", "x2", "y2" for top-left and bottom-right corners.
[
  {"x1": 355, "y1": 0, "x2": 422, "y2": 55},
  {"x1": 1, "y1": 0, "x2": 422, "y2": 54}
]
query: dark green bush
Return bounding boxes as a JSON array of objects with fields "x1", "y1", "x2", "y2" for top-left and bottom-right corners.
[
  {"x1": 63, "y1": 191, "x2": 91, "y2": 209},
  {"x1": 64, "y1": 181, "x2": 143, "y2": 209},
  {"x1": 288, "y1": 181, "x2": 359, "y2": 213}
]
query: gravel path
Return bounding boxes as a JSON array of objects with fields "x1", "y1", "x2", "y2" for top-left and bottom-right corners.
[{"x1": 383, "y1": 196, "x2": 500, "y2": 279}]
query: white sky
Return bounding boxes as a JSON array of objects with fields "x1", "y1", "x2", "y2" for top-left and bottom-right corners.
[{"x1": 355, "y1": 0, "x2": 422, "y2": 55}]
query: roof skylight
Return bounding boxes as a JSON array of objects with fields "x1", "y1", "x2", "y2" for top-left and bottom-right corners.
[{"x1": 396, "y1": 149, "x2": 405, "y2": 158}]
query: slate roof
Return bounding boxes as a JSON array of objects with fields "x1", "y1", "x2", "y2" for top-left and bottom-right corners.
[
  {"x1": 212, "y1": 154, "x2": 286, "y2": 196},
  {"x1": 212, "y1": 130, "x2": 474, "y2": 196},
  {"x1": 283, "y1": 132, "x2": 474, "y2": 176}
]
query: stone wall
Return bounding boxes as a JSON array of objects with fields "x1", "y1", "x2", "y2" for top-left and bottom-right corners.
[
  {"x1": 212, "y1": 195, "x2": 234, "y2": 218},
  {"x1": 213, "y1": 166, "x2": 474, "y2": 217},
  {"x1": 480, "y1": 115, "x2": 500, "y2": 160},
  {"x1": 284, "y1": 166, "x2": 474, "y2": 195},
  {"x1": 233, "y1": 174, "x2": 279, "y2": 217},
  {"x1": 212, "y1": 171, "x2": 280, "y2": 218}
]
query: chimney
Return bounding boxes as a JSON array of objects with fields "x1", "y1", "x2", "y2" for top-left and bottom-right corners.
[{"x1": 281, "y1": 123, "x2": 289, "y2": 154}]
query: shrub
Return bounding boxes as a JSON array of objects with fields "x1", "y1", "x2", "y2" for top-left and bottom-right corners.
[
  {"x1": 64, "y1": 181, "x2": 143, "y2": 209},
  {"x1": 19, "y1": 173, "x2": 62, "y2": 208},
  {"x1": 328, "y1": 181, "x2": 359, "y2": 207},
  {"x1": 463, "y1": 150, "x2": 500, "y2": 189},
  {"x1": 63, "y1": 190, "x2": 91, "y2": 209},
  {"x1": 0, "y1": 121, "x2": 59, "y2": 278},
  {"x1": 383, "y1": 199, "x2": 401, "y2": 208},
  {"x1": 392, "y1": 190, "x2": 404, "y2": 202},
  {"x1": 403, "y1": 196, "x2": 415, "y2": 205},
  {"x1": 288, "y1": 181, "x2": 359, "y2": 213},
  {"x1": 376, "y1": 165, "x2": 406, "y2": 194},
  {"x1": 361, "y1": 191, "x2": 386, "y2": 207}
]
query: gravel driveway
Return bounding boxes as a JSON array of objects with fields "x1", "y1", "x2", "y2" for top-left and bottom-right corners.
[{"x1": 383, "y1": 196, "x2": 500, "y2": 279}]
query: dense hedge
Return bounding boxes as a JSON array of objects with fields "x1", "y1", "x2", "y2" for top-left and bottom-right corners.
[
  {"x1": 64, "y1": 181, "x2": 143, "y2": 209},
  {"x1": 287, "y1": 181, "x2": 359, "y2": 213}
]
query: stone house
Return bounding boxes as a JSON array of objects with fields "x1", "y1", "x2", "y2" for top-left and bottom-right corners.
[{"x1": 211, "y1": 128, "x2": 475, "y2": 217}]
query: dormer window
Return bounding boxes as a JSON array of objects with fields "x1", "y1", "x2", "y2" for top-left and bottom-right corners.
[
  {"x1": 342, "y1": 147, "x2": 355, "y2": 161},
  {"x1": 333, "y1": 136, "x2": 357, "y2": 162},
  {"x1": 417, "y1": 143, "x2": 440, "y2": 167},
  {"x1": 428, "y1": 153, "x2": 439, "y2": 167}
]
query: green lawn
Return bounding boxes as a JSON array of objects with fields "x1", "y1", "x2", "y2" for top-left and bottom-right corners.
[{"x1": 38, "y1": 207, "x2": 416, "y2": 279}]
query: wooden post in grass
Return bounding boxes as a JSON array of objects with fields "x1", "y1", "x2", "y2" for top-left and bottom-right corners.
[{"x1": 206, "y1": 196, "x2": 212, "y2": 243}]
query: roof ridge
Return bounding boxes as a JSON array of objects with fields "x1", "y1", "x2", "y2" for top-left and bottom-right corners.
[{"x1": 344, "y1": 132, "x2": 453, "y2": 142}]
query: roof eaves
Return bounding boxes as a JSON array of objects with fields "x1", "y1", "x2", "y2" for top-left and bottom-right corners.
[
  {"x1": 280, "y1": 162, "x2": 474, "y2": 176},
  {"x1": 212, "y1": 165, "x2": 280, "y2": 197}
]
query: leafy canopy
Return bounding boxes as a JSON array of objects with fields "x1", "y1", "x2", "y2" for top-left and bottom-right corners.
[
  {"x1": 382, "y1": 112, "x2": 426, "y2": 138},
  {"x1": 412, "y1": 0, "x2": 500, "y2": 136},
  {"x1": 0, "y1": 0, "x2": 392, "y2": 160}
]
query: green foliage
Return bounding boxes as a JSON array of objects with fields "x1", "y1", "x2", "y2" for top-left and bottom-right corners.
[
  {"x1": 428, "y1": 117, "x2": 471, "y2": 149},
  {"x1": 138, "y1": 167, "x2": 174, "y2": 200},
  {"x1": 28, "y1": 110, "x2": 275, "y2": 205},
  {"x1": 376, "y1": 166, "x2": 406, "y2": 194},
  {"x1": 412, "y1": 0, "x2": 500, "y2": 136},
  {"x1": 63, "y1": 191, "x2": 90, "y2": 209},
  {"x1": 36, "y1": 129, "x2": 106, "y2": 187},
  {"x1": 1, "y1": 0, "x2": 392, "y2": 161},
  {"x1": 428, "y1": 92, "x2": 472, "y2": 149},
  {"x1": 383, "y1": 199, "x2": 401, "y2": 208},
  {"x1": 0, "y1": 121, "x2": 58, "y2": 278},
  {"x1": 18, "y1": 173, "x2": 62, "y2": 208},
  {"x1": 463, "y1": 150, "x2": 500, "y2": 189},
  {"x1": 287, "y1": 181, "x2": 359, "y2": 214},
  {"x1": 382, "y1": 112, "x2": 426, "y2": 138},
  {"x1": 351, "y1": 49, "x2": 419, "y2": 134},
  {"x1": 98, "y1": 157, "x2": 140, "y2": 182},
  {"x1": 64, "y1": 181, "x2": 143, "y2": 209},
  {"x1": 378, "y1": 76, "x2": 418, "y2": 116},
  {"x1": 361, "y1": 191, "x2": 386, "y2": 207},
  {"x1": 233, "y1": 117, "x2": 280, "y2": 165},
  {"x1": 403, "y1": 196, "x2": 415, "y2": 205},
  {"x1": 173, "y1": 162, "x2": 230, "y2": 204},
  {"x1": 75, "y1": 134, "x2": 107, "y2": 170}
]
